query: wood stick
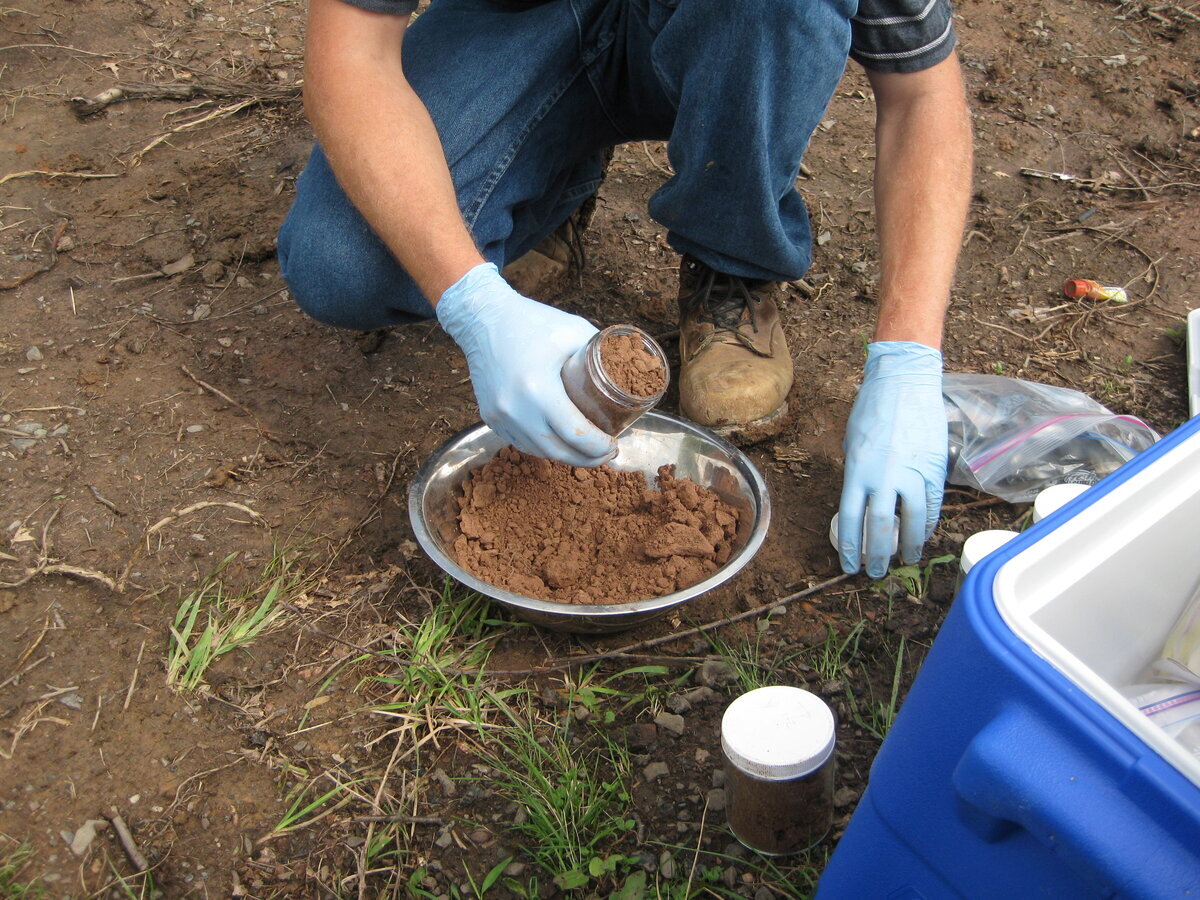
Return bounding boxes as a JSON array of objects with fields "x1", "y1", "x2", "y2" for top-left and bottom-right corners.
[
  {"x1": 351, "y1": 815, "x2": 442, "y2": 826},
  {"x1": 287, "y1": 572, "x2": 855, "y2": 676},
  {"x1": 0, "y1": 169, "x2": 119, "y2": 186},
  {"x1": 107, "y1": 811, "x2": 150, "y2": 873},
  {"x1": 68, "y1": 80, "x2": 299, "y2": 118}
]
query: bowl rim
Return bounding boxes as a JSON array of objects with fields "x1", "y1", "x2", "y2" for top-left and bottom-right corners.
[{"x1": 406, "y1": 411, "x2": 771, "y2": 620}]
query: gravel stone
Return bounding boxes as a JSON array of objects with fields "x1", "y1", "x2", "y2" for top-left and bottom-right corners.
[
  {"x1": 705, "y1": 788, "x2": 726, "y2": 811},
  {"x1": 696, "y1": 660, "x2": 738, "y2": 687},
  {"x1": 653, "y1": 710, "x2": 685, "y2": 735},
  {"x1": 665, "y1": 694, "x2": 692, "y2": 715},
  {"x1": 201, "y1": 260, "x2": 226, "y2": 284},
  {"x1": 682, "y1": 685, "x2": 717, "y2": 704},
  {"x1": 642, "y1": 761, "x2": 669, "y2": 781},
  {"x1": 26, "y1": 346, "x2": 43, "y2": 362},
  {"x1": 834, "y1": 786, "x2": 861, "y2": 808},
  {"x1": 627, "y1": 722, "x2": 658, "y2": 751},
  {"x1": 658, "y1": 851, "x2": 676, "y2": 880}
]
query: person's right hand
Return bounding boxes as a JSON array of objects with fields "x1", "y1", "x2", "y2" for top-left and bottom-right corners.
[{"x1": 436, "y1": 262, "x2": 616, "y2": 467}]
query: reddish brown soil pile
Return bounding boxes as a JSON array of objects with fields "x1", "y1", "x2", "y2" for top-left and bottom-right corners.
[
  {"x1": 601, "y1": 331, "x2": 666, "y2": 398},
  {"x1": 452, "y1": 447, "x2": 741, "y2": 604}
]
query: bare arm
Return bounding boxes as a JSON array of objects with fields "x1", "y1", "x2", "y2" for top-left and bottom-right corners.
[
  {"x1": 303, "y1": 0, "x2": 484, "y2": 303},
  {"x1": 866, "y1": 52, "x2": 973, "y2": 349}
]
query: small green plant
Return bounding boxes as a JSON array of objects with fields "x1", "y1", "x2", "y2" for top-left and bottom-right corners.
[
  {"x1": 703, "y1": 631, "x2": 806, "y2": 693},
  {"x1": 499, "y1": 875, "x2": 542, "y2": 899},
  {"x1": 804, "y1": 620, "x2": 866, "y2": 683},
  {"x1": 563, "y1": 664, "x2": 668, "y2": 724},
  {"x1": 991, "y1": 361, "x2": 1005, "y2": 374},
  {"x1": 463, "y1": 856, "x2": 511, "y2": 898},
  {"x1": 167, "y1": 546, "x2": 313, "y2": 690},
  {"x1": 845, "y1": 636, "x2": 907, "y2": 741},
  {"x1": 1165, "y1": 320, "x2": 1188, "y2": 349},
  {"x1": 648, "y1": 840, "x2": 825, "y2": 899},
  {"x1": 363, "y1": 582, "x2": 519, "y2": 762},
  {"x1": 272, "y1": 774, "x2": 363, "y2": 838},
  {"x1": 0, "y1": 839, "x2": 42, "y2": 898},
  {"x1": 474, "y1": 698, "x2": 637, "y2": 893},
  {"x1": 97, "y1": 851, "x2": 158, "y2": 900},
  {"x1": 887, "y1": 553, "x2": 956, "y2": 600}
]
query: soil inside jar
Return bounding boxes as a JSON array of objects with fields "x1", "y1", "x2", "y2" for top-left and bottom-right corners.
[
  {"x1": 600, "y1": 331, "x2": 666, "y2": 398},
  {"x1": 724, "y1": 759, "x2": 835, "y2": 855},
  {"x1": 451, "y1": 446, "x2": 741, "y2": 604}
]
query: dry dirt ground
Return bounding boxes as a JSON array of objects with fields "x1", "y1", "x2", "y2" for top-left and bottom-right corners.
[{"x1": 1, "y1": 0, "x2": 1198, "y2": 897}]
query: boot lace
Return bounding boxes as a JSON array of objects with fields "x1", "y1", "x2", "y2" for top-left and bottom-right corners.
[{"x1": 682, "y1": 263, "x2": 766, "y2": 335}]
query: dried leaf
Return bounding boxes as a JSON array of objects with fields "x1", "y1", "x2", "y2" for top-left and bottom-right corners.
[{"x1": 161, "y1": 252, "x2": 195, "y2": 277}]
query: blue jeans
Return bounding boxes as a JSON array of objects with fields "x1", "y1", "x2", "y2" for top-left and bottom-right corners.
[{"x1": 278, "y1": 0, "x2": 854, "y2": 330}]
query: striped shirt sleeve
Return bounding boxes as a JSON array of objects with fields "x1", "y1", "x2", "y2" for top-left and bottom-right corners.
[{"x1": 850, "y1": 0, "x2": 957, "y2": 74}]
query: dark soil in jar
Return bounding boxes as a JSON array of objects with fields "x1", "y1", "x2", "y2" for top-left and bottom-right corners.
[
  {"x1": 724, "y1": 758, "x2": 836, "y2": 856},
  {"x1": 452, "y1": 446, "x2": 741, "y2": 604}
]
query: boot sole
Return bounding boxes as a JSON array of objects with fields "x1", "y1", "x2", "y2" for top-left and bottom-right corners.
[{"x1": 706, "y1": 402, "x2": 789, "y2": 446}]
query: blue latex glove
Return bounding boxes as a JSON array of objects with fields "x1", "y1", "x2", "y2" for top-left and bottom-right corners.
[
  {"x1": 436, "y1": 262, "x2": 616, "y2": 467},
  {"x1": 838, "y1": 341, "x2": 947, "y2": 578}
]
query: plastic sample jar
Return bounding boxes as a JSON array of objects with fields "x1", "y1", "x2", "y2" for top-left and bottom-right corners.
[
  {"x1": 828, "y1": 512, "x2": 900, "y2": 560},
  {"x1": 1031, "y1": 483, "x2": 1090, "y2": 524},
  {"x1": 955, "y1": 529, "x2": 1019, "y2": 592},
  {"x1": 721, "y1": 686, "x2": 836, "y2": 855},
  {"x1": 561, "y1": 324, "x2": 668, "y2": 438}
]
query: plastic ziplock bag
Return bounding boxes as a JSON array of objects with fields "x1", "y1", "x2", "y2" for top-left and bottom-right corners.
[
  {"x1": 1159, "y1": 577, "x2": 1200, "y2": 682},
  {"x1": 943, "y1": 373, "x2": 1160, "y2": 503}
]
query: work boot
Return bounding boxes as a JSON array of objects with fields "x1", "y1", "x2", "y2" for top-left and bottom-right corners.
[
  {"x1": 677, "y1": 255, "x2": 794, "y2": 443},
  {"x1": 503, "y1": 153, "x2": 611, "y2": 295}
]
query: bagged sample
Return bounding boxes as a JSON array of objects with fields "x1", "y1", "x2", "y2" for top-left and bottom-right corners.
[{"x1": 943, "y1": 373, "x2": 1159, "y2": 503}]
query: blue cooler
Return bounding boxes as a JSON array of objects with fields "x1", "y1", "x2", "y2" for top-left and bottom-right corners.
[{"x1": 818, "y1": 415, "x2": 1200, "y2": 899}]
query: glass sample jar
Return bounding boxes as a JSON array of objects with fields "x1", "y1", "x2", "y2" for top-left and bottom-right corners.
[
  {"x1": 561, "y1": 324, "x2": 668, "y2": 437},
  {"x1": 828, "y1": 511, "x2": 900, "y2": 560},
  {"x1": 955, "y1": 529, "x2": 1019, "y2": 592},
  {"x1": 1031, "y1": 483, "x2": 1090, "y2": 524},
  {"x1": 721, "y1": 686, "x2": 836, "y2": 856}
]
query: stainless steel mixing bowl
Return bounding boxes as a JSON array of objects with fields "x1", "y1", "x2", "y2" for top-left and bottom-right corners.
[{"x1": 407, "y1": 411, "x2": 771, "y2": 634}]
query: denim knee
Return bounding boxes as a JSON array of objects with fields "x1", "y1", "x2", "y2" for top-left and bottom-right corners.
[
  {"x1": 716, "y1": 0, "x2": 856, "y2": 29},
  {"x1": 278, "y1": 195, "x2": 433, "y2": 331}
]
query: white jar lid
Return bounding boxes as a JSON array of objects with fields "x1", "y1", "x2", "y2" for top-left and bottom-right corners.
[
  {"x1": 721, "y1": 686, "x2": 835, "y2": 780},
  {"x1": 960, "y1": 529, "x2": 1019, "y2": 574},
  {"x1": 828, "y1": 512, "x2": 899, "y2": 558},
  {"x1": 1031, "y1": 483, "x2": 1090, "y2": 523}
]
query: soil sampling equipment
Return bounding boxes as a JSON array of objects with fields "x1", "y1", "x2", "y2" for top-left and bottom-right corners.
[{"x1": 818, "y1": 414, "x2": 1200, "y2": 898}]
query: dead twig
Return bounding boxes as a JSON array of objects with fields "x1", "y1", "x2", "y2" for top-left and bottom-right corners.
[
  {"x1": 351, "y1": 815, "x2": 442, "y2": 826},
  {"x1": 116, "y1": 501, "x2": 267, "y2": 591},
  {"x1": 552, "y1": 572, "x2": 856, "y2": 666},
  {"x1": 0, "y1": 219, "x2": 69, "y2": 291},
  {"x1": 130, "y1": 99, "x2": 258, "y2": 166},
  {"x1": 107, "y1": 811, "x2": 151, "y2": 874},
  {"x1": 0, "y1": 508, "x2": 118, "y2": 591},
  {"x1": 87, "y1": 485, "x2": 124, "y2": 517},
  {"x1": 180, "y1": 364, "x2": 285, "y2": 444},
  {"x1": 0, "y1": 169, "x2": 119, "y2": 187},
  {"x1": 290, "y1": 574, "x2": 855, "y2": 677},
  {"x1": 941, "y1": 496, "x2": 1011, "y2": 513},
  {"x1": 68, "y1": 79, "x2": 300, "y2": 118}
]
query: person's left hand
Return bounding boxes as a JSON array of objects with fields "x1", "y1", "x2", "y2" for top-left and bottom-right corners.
[{"x1": 837, "y1": 341, "x2": 947, "y2": 578}]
